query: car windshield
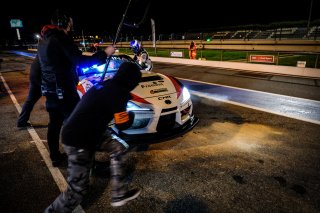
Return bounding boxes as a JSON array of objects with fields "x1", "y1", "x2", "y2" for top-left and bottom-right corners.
[{"x1": 78, "y1": 55, "x2": 142, "y2": 76}]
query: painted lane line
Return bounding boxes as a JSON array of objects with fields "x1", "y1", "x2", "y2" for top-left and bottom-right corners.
[
  {"x1": 190, "y1": 90, "x2": 320, "y2": 125},
  {"x1": 0, "y1": 73, "x2": 85, "y2": 213},
  {"x1": 181, "y1": 76, "x2": 320, "y2": 125},
  {"x1": 179, "y1": 77, "x2": 320, "y2": 104}
]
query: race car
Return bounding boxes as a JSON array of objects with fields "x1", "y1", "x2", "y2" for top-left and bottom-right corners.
[{"x1": 77, "y1": 54, "x2": 198, "y2": 142}]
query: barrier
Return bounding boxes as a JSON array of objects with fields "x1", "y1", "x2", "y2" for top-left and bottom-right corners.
[
  {"x1": 151, "y1": 56, "x2": 320, "y2": 79},
  {"x1": 27, "y1": 50, "x2": 320, "y2": 79}
]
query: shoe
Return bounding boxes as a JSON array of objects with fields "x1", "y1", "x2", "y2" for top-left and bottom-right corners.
[
  {"x1": 17, "y1": 122, "x2": 32, "y2": 128},
  {"x1": 111, "y1": 188, "x2": 141, "y2": 207},
  {"x1": 52, "y1": 153, "x2": 68, "y2": 167}
]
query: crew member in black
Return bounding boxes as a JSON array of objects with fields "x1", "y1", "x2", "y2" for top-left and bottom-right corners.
[
  {"x1": 45, "y1": 62, "x2": 142, "y2": 212},
  {"x1": 38, "y1": 9, "x2": 115, "y2": 167},
  {"x1": 17, "y1": 55, "x2": 42, "y2": 128}
]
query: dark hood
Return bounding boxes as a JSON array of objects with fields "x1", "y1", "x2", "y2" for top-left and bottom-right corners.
[
  {"x1": 41, "y1": 25, "x2": 61, "y2": 37},
  {"x1": 112, "y1": 62, "x2": 142, "y2": 91},
  {"x1": 40, "y1": 25, "x2": 71, "y2": 40}
]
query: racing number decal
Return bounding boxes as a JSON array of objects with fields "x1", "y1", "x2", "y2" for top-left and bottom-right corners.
[{"x1": 114, "y1": 111, "x2": 129, "y2": 124}]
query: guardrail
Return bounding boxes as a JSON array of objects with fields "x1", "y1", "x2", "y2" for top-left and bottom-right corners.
[
  {"x1": 151, "y1": 56, "x2": 320, "y2": 79},
  {"x1": 92, "y1": 40, "x2": 320, "y2": 53},
  {"x1": 81, "y1": 51, "x2": 320, "y2": 79},
  {"x1": 22, "y1": 49, "x2": 320, "y2": 79}
]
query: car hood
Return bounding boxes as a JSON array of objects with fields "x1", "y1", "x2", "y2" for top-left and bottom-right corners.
[
  {"x1": 132, "y1": 72, "x2": 181, "y2": 98},
  {"x1": 129, "y1": 71, "x2": 184, "y2": 110}
]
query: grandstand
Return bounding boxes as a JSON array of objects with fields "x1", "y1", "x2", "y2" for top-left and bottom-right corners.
[
  {"x1": 211, "y1": 31, "x2": 233, "y2": 40},
  {"x1": 231, "y1": 31, "x2": 247, "y2": 39},
  {"x1": 112, "y1": 27, "x2": 319, "y2": 42},
  {"x1": 268, "y1": 27, "x2": 308, "y2": 39},
  {"x1": 307, "y1": 26, "x2": 320, "y2": 39}
]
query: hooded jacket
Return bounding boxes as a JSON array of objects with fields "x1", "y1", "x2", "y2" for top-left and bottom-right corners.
[
  {"x1": 30, "y1": 55, "x2": 42, "y2": 87},
  {"x1": 37, "y1": 25, "x2": 107, "y2": 98},
  {"x1": 61, "y1": 62, "x2": 142, "y2": 150}
]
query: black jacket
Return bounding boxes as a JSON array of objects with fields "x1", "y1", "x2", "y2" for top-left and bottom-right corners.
[
  {"x1": 30, "y1": 55, "x2": 42, "y2": 87},
  {"x1": 37, "y1": 25, "x2": 107, "y2": 98},
  {"x1": 61, "y1": 62, "x2": 142, "y2": 150}
]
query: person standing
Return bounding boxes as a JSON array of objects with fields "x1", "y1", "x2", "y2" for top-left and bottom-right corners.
[
  {"x1": 38, "y1": 9, "x2": 115, "y2": 167},
  {"x1": 45, "y1": 61, "x2": 142, "y2": 212},
  {"x1": 17, "y1": 55, "x2": 42, "y2": 128},
  {"x1": 130, "y1": 39, "x2": 153, "y2": 71},
  {"x1": 188, "y1": 40, "x2": 197, "y2": 59}
]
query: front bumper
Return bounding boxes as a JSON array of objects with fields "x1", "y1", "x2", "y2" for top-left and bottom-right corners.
[{"x1": 111, "y1": 115, "x2": 199, "y2": 144}]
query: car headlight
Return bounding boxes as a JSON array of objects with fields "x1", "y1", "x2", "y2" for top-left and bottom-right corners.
[
  {"x1": 126, "y1": 101, "x2": 153, "y2": 129},
  {"x1": 181, "y1": 87, "x2": 191, "y2": 104},
  {"x1": 127, "y1": 101, "x2": 151, "y2": 111}
]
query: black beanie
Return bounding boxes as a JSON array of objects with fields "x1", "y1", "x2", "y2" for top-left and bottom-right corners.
[{"x1": 112, "y1": 62, "x2": 142, "y2": 91}]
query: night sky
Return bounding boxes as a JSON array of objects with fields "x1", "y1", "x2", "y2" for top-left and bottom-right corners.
[{"x1": 1, "y1": 0, "x2": 319, "y2": 41}]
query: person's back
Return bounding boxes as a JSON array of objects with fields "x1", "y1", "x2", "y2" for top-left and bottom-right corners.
[
  {"x1": 37, "y1": 9, "x2": 114, "y2": 167},
  {"x1": 62, "y1": 61, "x2": 141, "y2": 149},
  {"x1": 38, "y1": 22, "x2": 81, "y2": 99}
]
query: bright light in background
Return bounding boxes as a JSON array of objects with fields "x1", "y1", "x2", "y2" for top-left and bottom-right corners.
[{"x1": 35, "y1": 34, "x2": 40, "y2": 44}]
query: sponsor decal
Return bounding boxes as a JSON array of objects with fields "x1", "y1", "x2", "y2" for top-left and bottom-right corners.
[
  {"x1": 170, "y1": 51, "x2": 184, "y2": 58},
  {"x1": 249, "y1": 55, "x2": 275, "y2": 63},
  {"x1": 150, "y1": 88, "x2": 168, "y2": 94},
  {"x1": 79, "y1": 79, "x2": 94, "y2": 92},
  {"x1": 165, "y1": 100, "x2": 172, "y2": 104},
  {"x1": 297, "y1": 61, "x2": 306, "y2": 67},
  {"x1": 141, "y1": 82, "x2": 164, "y2": 88},
  {"x1": 158, "y1": 95, "x2": 171, "y2": 100},
  {"x1": 114, "y1": 111, "x2": 129, "y2": 124}
]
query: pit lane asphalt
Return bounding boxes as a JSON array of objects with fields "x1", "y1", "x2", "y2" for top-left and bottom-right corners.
[{"x1": 0, "y1": 52, "x2": 320, "y2": 213}]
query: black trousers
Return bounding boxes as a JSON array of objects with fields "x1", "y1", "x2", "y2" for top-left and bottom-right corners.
[
  {"x1": 17, "y1": 83, "x2": 42, "y2": 125},
  {"x1": 45, "y1": 94, "x2": 79, "y2": 160},
  {"x1": 45, "y1": 141, "x2": 128, "y2": 213}
]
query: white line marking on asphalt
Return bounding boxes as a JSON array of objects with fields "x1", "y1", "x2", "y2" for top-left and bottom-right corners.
[
  {"x1": 0, "y1": 73, "x2": 85, "y2": 213},
  {"x1": 179, "y1": 77, "x2": 320, "y2": 104},
  {"x1": 191, "y1": 90, "x2": 320, "y2": 125}
]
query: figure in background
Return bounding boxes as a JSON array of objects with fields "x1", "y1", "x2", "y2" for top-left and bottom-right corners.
[
  {"x1": 130, "y1": 39, "x2": 153, "y2": 71},
  {"x1": 189, "y1": 41, "x2": 197, "y2": 59}
]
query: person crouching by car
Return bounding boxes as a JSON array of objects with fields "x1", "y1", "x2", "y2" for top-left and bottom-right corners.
[{"x1": 45, "y1": 61, "x2": 142, "y2": 212}]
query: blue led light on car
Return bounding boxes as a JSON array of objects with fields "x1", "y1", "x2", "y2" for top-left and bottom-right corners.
[{"x1": 81, "y1": 64, "x2": 106, "y2": 74}]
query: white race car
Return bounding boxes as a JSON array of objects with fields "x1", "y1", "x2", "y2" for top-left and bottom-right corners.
[{"x1": 77, "y1": 54, "x2": 198, "y2": 142}]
